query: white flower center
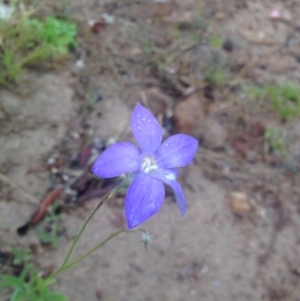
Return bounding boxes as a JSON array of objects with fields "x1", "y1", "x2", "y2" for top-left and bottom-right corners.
[{"x1": 141, "y1": 157, "x2": 158, "y2": 174}]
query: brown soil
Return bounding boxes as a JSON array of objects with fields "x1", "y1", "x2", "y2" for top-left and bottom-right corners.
[{"x1": 1, "y1": 1, "x2": 300, "y2": 300}]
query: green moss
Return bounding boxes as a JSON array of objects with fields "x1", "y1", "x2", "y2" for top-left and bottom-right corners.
[
  {"x1": 264, "y1": 126, "x2": 288, "y2": 158},
  {"x1": 245, "y1": 83, "x2": 300, "y2": 120},
  {"x1": 0, "y1": 9, "x2": 77, "y2": 84},
  {"x1": 209, "y1": 36, "x2": 223, "y2": 49}
]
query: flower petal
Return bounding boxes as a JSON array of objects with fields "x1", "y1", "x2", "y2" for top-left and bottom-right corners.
[
  {"x1": 125, "y1": 172, "x2": 165, "y2": 228},
  {"x1": 151, "y1": 169, "x2": 186, "y2": 216},
  {"x1": 92, "y1": 142, "x2": 140, "y2": 178},
  {"x1": 131, "y1": 103, "x2": 162, "y2": 153},
  {"x1": 166, "y1": 180, "x2": 187, "y2": 216},
  {"x1": 155, "y1": 134, "x2": 198, "y2": 168},
  {"x1": 150, "y1": 168, "x2": 178, "y2": 182}
]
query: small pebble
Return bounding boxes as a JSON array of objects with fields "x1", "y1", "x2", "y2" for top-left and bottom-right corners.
[
  {"x1": 50, "y1": 167, "x2": 59, "y2": 174},
  {"x1": 269, "y1": 9, "x2": 281, "y2": 19},
  {"x1": 70, "y1": 131, "x2": 80, "y2": 140},
  {"x1": 75, "y1": 59, "x2": 85, "y2": 70},
  {"x1": 106, "y1": 137, "x2": 116, "y2": 146},
  {"x1": 47, "y1": 157, "x2": 56, "y2": 165},
  {"x1": 230, "y1": 192, "x2": 251, "y2": 214},
  {"x1": 102, "y1": 13, "x2": 115, "y2": 24},
  {"x1": 62, "y1": 174, "x2": 69, "y2": 182}
]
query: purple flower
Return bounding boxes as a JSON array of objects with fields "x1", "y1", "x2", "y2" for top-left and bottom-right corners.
[{"x1": 92, "y1": 103, "x2": 198, "y2": 228}]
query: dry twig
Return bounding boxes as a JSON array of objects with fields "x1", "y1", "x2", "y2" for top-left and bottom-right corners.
[{"x1": 0, "y1": 172, "x2": 38, "y2": 206}]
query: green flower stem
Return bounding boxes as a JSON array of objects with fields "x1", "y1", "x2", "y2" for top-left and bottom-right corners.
[
  {"x1": 51, "y1": 178, "x2": 129, "y2": 278},
  {"x1": 62, "y1": 228, "x2": 146, "y2": 271},
  {"x1": 60, "y1": 229, "x2": 124, "y2": 272}
]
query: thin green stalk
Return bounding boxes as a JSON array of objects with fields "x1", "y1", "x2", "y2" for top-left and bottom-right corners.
[
  {"x1": 56, "y1": 178, "x2": 129, "y2": 274},
  {"x1": 52, "y1": 228, "x2": 143, "y2": 277},
  {"x1": 60, "y1": 189, "x2": 114, "y2": 268},
  {"x1": 60, "y1": 229, "x2": 124, "y2": 272}
]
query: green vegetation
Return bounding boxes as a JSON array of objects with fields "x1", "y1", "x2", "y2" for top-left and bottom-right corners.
[
  {"x1": 171, "y1": 24, "x2": 181, "y2": 40},
  {"x1": 246, "y1": 83, "x2": 300, "y2": 120},
  {"x1": 264, "y1": 126, "x2": 288, "y2": 158},
  {"x1": 11, "y1": 247, "x2": 31, "y2": 265},
  {"x1": 267, "y1": 83, "x2": 300, "y2": 119},
  {"x1": 209, "y1": 36, "x2": 223, "y2": 49},
  {"x1": 204, "y1": 66, "x2": 229, "y2": 87},
  {"x1": 39, "y1": 16, "x2": 77, "y2": 55},
  {"x1": 140, "y1": 38, "x2": 154, "y2": 55},
  {"x1": 188, "y1": 33, "x2": 197, "y2": 44},
  {"x1": 0, "y1": 3, "x2": 77, "y2": 84},
  {"x1": 37, "y1": 204, "x2": 63, "y2": 248},
  {"x1": 1, "y1": 244, "x2": 67, "y2": 301},
  {"x1": 0, "y1": 265, "x2": 67, "y2": 301}
]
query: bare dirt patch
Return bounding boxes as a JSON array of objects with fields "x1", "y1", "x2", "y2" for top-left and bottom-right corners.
[{"x1": 1, "y1": 1, "x2": 300, "y2": 301}]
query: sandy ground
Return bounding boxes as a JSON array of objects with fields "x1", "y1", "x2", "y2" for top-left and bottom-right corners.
[{"x1": 1, "y1": 0, "x2": 300, "y2": 300}]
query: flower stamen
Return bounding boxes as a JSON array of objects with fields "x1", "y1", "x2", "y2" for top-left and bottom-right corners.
[{"x1": 141, "y1": 157, "x2": 158, "y2": 173}]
